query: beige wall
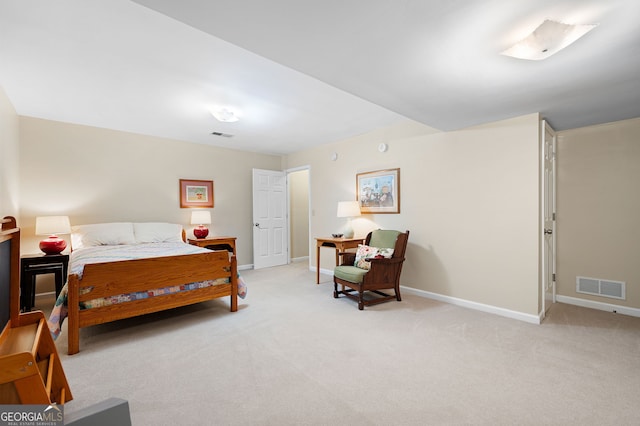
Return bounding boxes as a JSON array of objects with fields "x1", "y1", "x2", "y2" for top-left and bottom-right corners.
[
  {"x1": 18, "y1": 117, "x2": 282, "y2": 266},
  {"x1": 288, "y1": 169, "x2": 309, "y2": 260},
  {"x1": 0, "y1": 86, "x2": 20, "y2": 217},
  {"x1": 556, "y1": 117, "x2": 640, "y2": 309},
  {"x1": 10, "y1": 101, "x2": 639, "y2": 318},
  {"x1": 285, "y1": 114, "x2": 542, "y2": 318}
]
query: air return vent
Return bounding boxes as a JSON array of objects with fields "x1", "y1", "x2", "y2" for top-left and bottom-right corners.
[
  {"x1": 576, "y1": 276, "x2": 625, "y2": 300},
  {"x1": 211, "y1": 131, "x2": 234, "y2": 138}
]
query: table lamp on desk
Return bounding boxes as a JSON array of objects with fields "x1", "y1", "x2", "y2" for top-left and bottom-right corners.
[{"x1": 336, "y1": 201, "x2": 361, "y2": 239}]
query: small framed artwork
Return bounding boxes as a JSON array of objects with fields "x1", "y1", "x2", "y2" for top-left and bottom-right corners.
[
  {"x1": 356, "y1": 168, "x2": 400, "y2": 214},
  {"x1": 180, "y1": 179, "x2": 214, "y2": 208}
]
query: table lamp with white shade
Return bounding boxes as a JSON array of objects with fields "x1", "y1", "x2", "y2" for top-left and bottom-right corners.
[
  {"x1": 336, "y1": 201, "x2": 361, "y2": 239},
  {"x1": 191, "y1": 210, "x2": 211, "y2": 239},
  {"x1": 35, "y1": 215, "x2": 71, "y2": 254}
]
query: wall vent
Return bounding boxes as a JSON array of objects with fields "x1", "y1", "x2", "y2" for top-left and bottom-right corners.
[
  {"x1": 211, "y1": 131, "x2": 234, "y2": 138},
  {"x1": 576, "y1": 276, "x2": 625, "y2": 300}
]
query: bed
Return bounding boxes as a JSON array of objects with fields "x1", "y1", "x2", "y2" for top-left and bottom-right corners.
[{"x1": 47, "y1": 222, "x2": 246, "y2": 355}]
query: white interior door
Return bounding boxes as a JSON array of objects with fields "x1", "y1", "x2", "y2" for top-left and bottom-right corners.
[
  {"x1": 541, "y1": 120, "x2": 557, "y2": 316},
  {"x1": 252, "y1": 168, "x2": 288, "y2": 269}
]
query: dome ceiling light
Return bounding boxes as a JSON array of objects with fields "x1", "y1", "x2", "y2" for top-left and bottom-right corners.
[
  {"x1": 211, "y1": 107, "x2": 240, "y2": 122},
  {"x1": 501, "y1": 19, "x2": 598, "y2": 61}
]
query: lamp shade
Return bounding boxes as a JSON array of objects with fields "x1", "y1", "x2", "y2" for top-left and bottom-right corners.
[
  {"x1": 190, "y1": 210, "x2": 211, "y2": 225},
  {"x1": 337, "y1": 201, "x2": 360, "y2": 239},
  {"x1": 35, "y1": 216, "x2": 71, "y2": 255},
  {"x1": 35, "y1": 216, "x2": 71, "y2": 236},
  {"x1": 336, "y1": 201, "x2": 361, "y2": 218}
]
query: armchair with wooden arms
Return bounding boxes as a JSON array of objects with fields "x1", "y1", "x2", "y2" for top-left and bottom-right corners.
[{"x1": 333, "y1": 229, "x2": 409, "y2": 310}]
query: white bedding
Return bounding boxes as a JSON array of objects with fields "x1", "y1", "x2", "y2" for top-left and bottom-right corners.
[{"x1": 69, "y1": 242, "x2": 211, "y2": 279}]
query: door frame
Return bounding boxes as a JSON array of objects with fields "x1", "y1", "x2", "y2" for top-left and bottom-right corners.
[
  {"x1": 540, "y1": 120, "x2": 557, "y2": 318},
  {"x1": 285, "y1": 165, "x2": 311, "y2": 265}
]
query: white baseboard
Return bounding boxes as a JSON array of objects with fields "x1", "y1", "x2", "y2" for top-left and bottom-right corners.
[
  {"x1": 400, "y1": 286, "x2": 542, "y2": 325},
  {"x1": 319, "y1": 267, "x2": 334, "y2": 276},
  {"x1": 35, "y1": 291, "x2": 56, "y2": 300},
  {"x1": 309, "y1": 266, "x2": 335, "y2": 277},
  {"x1": 556, "y1": 295, "x2": 640, "y2": 318},
  {"x1": 246, "y1": 258, "x2": 309, "y2": 270},
  {"x1": 306, "y1": 269, "x2": 542, "y2": 324}
]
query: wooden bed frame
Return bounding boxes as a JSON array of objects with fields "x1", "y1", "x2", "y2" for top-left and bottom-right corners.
[{"x1": 66, "y1": 247, "x2": 238, "y2": 355}]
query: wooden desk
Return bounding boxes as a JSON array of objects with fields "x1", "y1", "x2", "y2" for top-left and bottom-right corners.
[
  {"x1": 315, "y1": 237, "x2": 364, "y2": 284},
  {"x1": 188, "y1": 236, "x2": 236, "y2": 255}
]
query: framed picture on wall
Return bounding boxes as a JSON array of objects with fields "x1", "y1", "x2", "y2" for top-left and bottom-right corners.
[
  {"x1": 356, "y1": 168, "x2": 400, "y2": 214},
  {"x1": 180, "y1": 179, "x2": 214, "y2": 208}
]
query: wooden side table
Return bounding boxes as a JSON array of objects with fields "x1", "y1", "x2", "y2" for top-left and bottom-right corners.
[
  {"x1": 188, "y1": 236, "x2": 237, "y2": 255},
  {"x1": 315, "y1": 237, "x2": 364, "y2": 284},
  {"x1": 20, "y1": 253, "x2": 69, "y2": 311}
]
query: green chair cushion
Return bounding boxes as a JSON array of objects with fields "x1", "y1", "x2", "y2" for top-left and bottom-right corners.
[
  {"x1": 334, "y1": 265, "x2": 368, "y2": 284},
  {"x1": 369, "y1": 230, "x2": 401, "y2": 249}
]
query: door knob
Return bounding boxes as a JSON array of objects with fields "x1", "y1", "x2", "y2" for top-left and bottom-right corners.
[{"x1": 544, "y1": 228, "x2": 553, "y2": 235}]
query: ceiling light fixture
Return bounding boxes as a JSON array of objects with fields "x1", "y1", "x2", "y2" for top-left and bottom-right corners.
[
  {"x1": 211, "y1": 107, "x2": 240, "y2": 123},
  {"x1": 501, "y1": 19, "x2": 597, "y2": 60}
]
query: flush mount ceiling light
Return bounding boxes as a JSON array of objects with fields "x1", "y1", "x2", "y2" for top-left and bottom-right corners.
[
  {"x1": 211, "y1": 107, "x2": 240, "y2": 123},
  {"x1": 501, "y1": 19, "x2": 598, "y2": 60}
]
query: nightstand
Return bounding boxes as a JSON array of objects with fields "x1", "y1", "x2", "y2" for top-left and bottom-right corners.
[
  {"x1": 188, "y1": 236, "x2": 237, "y2": 255},
  {"x1": 20, "y1": 253, "x2": 69, "y2": 312}
]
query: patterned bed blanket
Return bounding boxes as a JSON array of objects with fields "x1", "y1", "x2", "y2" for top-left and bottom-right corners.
[{"x1": 48, "y1": 242, "x2": 247, "y2": 339}]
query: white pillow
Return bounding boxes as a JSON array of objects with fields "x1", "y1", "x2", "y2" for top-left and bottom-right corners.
[
  {"x1": 133, "y1": 223, "x2": 183, "y2": 243},
  {"x1": 71, "y1": 223, "x2": 135, "y2": 250}
]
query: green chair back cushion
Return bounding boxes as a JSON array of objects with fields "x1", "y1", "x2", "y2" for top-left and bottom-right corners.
[{"x1": 369, "y1": 230, "x2": 401, "y2": 249}]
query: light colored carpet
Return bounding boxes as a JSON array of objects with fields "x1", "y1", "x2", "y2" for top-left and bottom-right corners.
[{"x1": 37, "y1": 261, "x2": 640, "y2": 425}]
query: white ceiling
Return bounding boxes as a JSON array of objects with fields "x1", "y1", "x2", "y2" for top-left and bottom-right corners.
[{"x1": 1, "y1": 1, "x2": 639, "y2": 155}]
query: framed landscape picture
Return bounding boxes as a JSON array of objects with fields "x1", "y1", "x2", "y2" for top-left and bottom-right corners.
[
  {"x1": 180, "y1": 179, "x2": 214, "y2": 208},
  {"x1": 356, "y1": 168, "x2": 400, "y2": 214}
]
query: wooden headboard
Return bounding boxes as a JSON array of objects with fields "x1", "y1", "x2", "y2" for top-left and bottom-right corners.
[{"x1": 0, "y1": 216, "x2": 20, "y2": 330}]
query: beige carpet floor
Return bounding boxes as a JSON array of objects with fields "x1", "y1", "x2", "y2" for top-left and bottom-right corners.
[{"x1": 37, "y1": 261, "x2": 640, "y2": 425}]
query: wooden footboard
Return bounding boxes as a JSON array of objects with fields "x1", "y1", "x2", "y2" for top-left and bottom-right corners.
[{"x1": 67, "y1": 251, "x2": 237, "y2": 355}]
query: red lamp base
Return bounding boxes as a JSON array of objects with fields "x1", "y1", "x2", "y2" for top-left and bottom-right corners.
[
  {"x1": 39, "y1": 235, "x2": 67, "y2": 255},
  {"x1": 194, "y1": 226, "x2": 209, "y2": 239}
]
